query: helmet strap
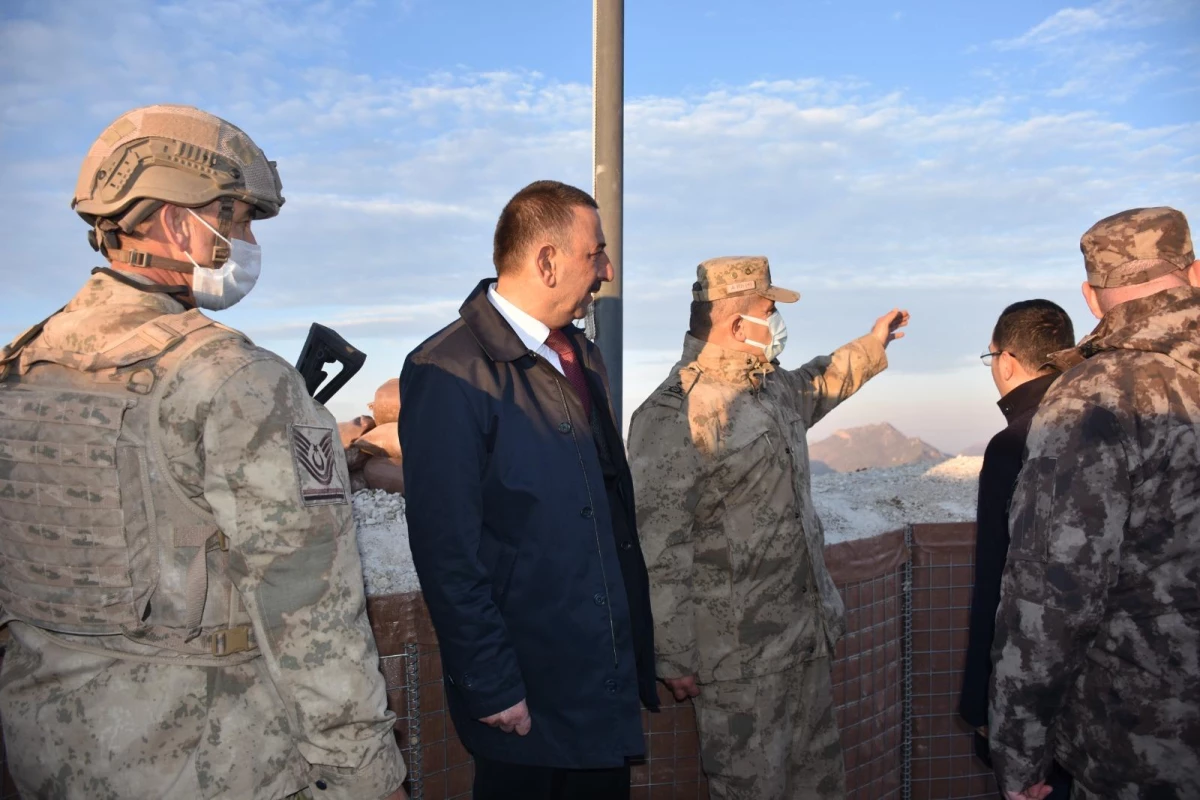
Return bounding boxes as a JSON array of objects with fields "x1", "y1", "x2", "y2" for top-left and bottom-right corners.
[
  {"x1": 210, "y1": 197, "x2": 235, "y2": 267},
  {"x1": 94, "y1": 196, "x2": 234, "y2": 275},
  {"x1": 106, "y1": 249, "x2": 196, "y2": 273}
]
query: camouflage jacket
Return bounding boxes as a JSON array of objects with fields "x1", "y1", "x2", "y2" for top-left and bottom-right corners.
[
  {"x1": 0, "y1": 273, "x2": 405, "y2": 800},
  {"x1": 628, "y1": 333, "x2": 887, "y2": 683},
  {"x1": 990, "y1": 286, "x2": 1200, "y2": 797}
]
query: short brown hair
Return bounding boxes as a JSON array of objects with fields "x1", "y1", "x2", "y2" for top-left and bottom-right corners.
[
  {"x1": 992, "y1": 299, "x2": 1076, "y2": 372},
  {"x1": 493, "y1": 180, "x2": 598, "y2": 275}
]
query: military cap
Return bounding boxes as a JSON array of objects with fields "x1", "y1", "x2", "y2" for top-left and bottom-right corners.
[
  {"x1": 1081, "y1": 207, "x2": 1194, "y2": 288},
  {"x1": 692, "y1": 256, "x2": 800, "y2": 303}
]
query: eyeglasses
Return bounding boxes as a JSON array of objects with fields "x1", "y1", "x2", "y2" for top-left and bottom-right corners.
[{"x1": 980, "y1": 350, "x2": 1004, "y2": 366}]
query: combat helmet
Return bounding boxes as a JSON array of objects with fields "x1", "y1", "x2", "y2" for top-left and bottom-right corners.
[{"x1": 72, "y1": 104, "x2": 284, "y2": 272}]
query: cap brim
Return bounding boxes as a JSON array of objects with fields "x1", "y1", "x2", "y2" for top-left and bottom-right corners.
[{"x1": 761, "y1": 286, "x2": 801, "y2": 303}]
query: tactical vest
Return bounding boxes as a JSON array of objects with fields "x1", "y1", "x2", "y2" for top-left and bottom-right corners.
[{"x1": 0, "y1": 309, "x2": 258, "y2": 665}]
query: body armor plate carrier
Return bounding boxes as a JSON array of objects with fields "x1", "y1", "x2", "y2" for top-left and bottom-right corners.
[{"x1": 0, "y1": 309, "x2": 258, "y2": 665}]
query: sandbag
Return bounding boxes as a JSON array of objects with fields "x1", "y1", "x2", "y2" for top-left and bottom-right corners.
[
  {"x1": 345, "y1": 445, "x2": 369, "y2": 471},
  {"x1": 338, "y1": 415, "x2": 376, "y2": 449},
  {"x1": 351, "y1": 422, "x2": 400, "y2": 459},
  {"x1": 363, "y1": 456, "x2": 405, "y2": 495},
  {"x1": 368, "y1": 378, "x2": 400, "y2": 425},
  {"x1": 349, "y1": 470, "x2": 369, "y2": 494}
]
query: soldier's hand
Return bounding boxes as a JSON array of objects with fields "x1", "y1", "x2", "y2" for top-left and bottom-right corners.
[
  {"x1": 662, "y1": 675, "x2": 701, "y2": 701},
  {"x1": 480, "y1": 699, "x2": 532, "y2": 735},
  {"x1": 871, "y1": 309, "x2": 910, "y2": 349},
  {"x1": 383, "y1": 786, "x2": 410, "y2": 800}
]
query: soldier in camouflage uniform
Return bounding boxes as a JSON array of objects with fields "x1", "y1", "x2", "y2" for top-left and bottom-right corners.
[
  {"x1": 628, "y1": 257, "x2": 909, "y2": 799},
  {"x1": 0, "y1": 106, "x2": 407, "y2": 800},
  {"x1": 990, "y1": 207, "x2": 1200, "y2": 800}
]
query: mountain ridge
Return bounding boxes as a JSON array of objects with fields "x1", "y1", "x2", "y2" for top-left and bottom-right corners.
[{"x1": 808, "y1": 422, "x2": 947, "y2": 473}]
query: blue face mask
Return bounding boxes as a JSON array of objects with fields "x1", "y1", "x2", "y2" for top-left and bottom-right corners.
[{"x1": 739, "y1": 311, "x2": 788, "y2": 361}]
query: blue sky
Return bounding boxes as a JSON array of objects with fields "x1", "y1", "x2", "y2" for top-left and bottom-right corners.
[{"x1": 2, "y1": 0, "x2": 1197, "y2": 452}]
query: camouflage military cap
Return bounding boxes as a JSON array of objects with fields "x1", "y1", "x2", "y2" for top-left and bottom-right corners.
[
  {"x1": 1080, "y1": 207, "x2": 1195, "y2": 288},
  {"x1": 692, "y1": 256, "x2": 800, "y2": 303}
]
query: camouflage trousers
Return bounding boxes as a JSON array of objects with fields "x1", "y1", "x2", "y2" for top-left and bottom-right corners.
[{"x1": 693, "y1": 657, "x2": 845, "y2": 800}]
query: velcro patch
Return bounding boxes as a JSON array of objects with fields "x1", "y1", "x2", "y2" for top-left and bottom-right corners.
[{"x1": 289, "y1": 425, "x2": 348, "y2": 506}]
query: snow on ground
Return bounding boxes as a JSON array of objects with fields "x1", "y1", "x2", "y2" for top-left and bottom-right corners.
[
  {"x1": 352, "y1": 456, "x2": 983, "y2": 597},
  {"x1": 352, "y1": 489, "x2": 420, "y2": 596},
  {"x1": 813, "y1": 456, "x2": 981, "y2": 544}
]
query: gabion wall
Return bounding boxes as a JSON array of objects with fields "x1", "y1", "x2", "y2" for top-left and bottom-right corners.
[{"x1": 0, "y1": 523, "x2": 997, "y2": 799}]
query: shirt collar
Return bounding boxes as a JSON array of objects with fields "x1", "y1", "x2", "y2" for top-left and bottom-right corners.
[
  {"x1": 487, "y1": 282, "x2": 551, "y2": 354},
  {"x1": 996, "y1": 371, "x2": 1059, "y2": 424}
]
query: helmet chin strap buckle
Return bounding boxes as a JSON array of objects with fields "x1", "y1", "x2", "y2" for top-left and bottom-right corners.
[{"x1": 210, "y1": 197, "x2": 235, "y2": 267}]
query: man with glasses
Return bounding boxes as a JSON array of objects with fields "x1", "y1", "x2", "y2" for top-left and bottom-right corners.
[{"x1": 960, "y1": 300, "x2": 1076, "y2": 798}]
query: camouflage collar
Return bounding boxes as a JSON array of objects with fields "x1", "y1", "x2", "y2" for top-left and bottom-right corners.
[
  {"x1": 66, "y1": 271, "x2": 187, "y2": 315},
  {"x1": 1049, "y1": 286, "x2": 1200, "y2": 372},
  {"x1": 681, "y1": 334, "x2": 774, "y2": 385}
]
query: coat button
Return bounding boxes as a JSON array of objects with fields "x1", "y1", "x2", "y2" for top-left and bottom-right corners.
[
  {"x1": 462, "y1": 673, "x2": 474, "y2": 689},
  {"x1": 605, "y1": 679, "x2": 618, "y2": 694},
  {"x1": 558, "y1": 421, "x2": 572, "y2": 434},
  {"x1": 581, "y1": 507, "x2": 593, "y2": 519},
  {"x1": 593, "y1": 592, "x2": 606, "y2": 606},
  {"x1": 785, "y1": 447, "x2": 791, "y2": 454},
  {"x1": 620, "y1": 541, "x2": 634, "y2": 551},
  {"x1": 315, "y1": 780, "x2": 328, "y2": 791}
]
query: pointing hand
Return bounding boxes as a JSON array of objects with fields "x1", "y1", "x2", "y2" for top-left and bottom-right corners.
[{"x1": 871, "y1": 309, "x2": 910, "y2": 349}]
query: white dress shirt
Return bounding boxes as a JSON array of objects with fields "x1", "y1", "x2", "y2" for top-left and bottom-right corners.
[{"x1": 487, "y1": 283, "x2": 565, "y2": 376}]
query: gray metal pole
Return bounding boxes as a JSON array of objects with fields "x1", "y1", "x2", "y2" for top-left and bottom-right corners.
[{"x1": 592, "y1": 0, "x2": 624, "y2": 430}]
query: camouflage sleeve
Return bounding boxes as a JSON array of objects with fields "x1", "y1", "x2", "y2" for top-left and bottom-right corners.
[
  {"x1": 202, "y1": 356, "x2": 405, "y2": 800},
  {"x1": 988, "y1": 398, "x2": 1130, "y2": 792},
  {"x1": 628, "y1": 402, "x2": 707, "y2": 679},
  {"x1": 787, "y1": 333, "x2": 887, "y2": 426}
]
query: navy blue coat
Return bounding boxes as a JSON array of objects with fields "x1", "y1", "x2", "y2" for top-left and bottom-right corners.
[{"x1": 400, "y1": 279, "x2": 658, "y2": 769}]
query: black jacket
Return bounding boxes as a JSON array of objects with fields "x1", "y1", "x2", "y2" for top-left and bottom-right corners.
[
  {"x1": 960, "y1": 372, "x2": 1058, "y2": 729},
  {"x1": 400, "y1": 279, "x2": 658, "y2": 770}
]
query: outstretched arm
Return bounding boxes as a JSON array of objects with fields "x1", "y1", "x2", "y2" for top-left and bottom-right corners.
[{"x1": 790, "y1": 309, "x2": 907, "y2": 426}]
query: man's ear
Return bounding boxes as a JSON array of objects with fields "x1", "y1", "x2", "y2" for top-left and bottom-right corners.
[
  {"x1": 1187, "y1": 260, "x2": 1200, "y2": 288},
  {"x1": 1081, "y1": 281, "x2": 1104, "y2": 320},
  {"x1": 160, "y1": 204, "x2": 192, "y2": 255},
  {"x1": 729, "y1": 312, "x2": 747, "y2": 343},
  {"x1": 998, "y1": 351, "x2": 1017, "y2": 382},
  {"x1": 535, "y1": 244, "x2": 557, "y2": 288}
]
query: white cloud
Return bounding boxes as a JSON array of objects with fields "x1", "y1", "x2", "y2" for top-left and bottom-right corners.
[
  {"x1": 996, "y1": 5, "x2": 1111, "y2": 50},
  {"x1": 988, "y1": 0, "x2": 1197, "y2": 102}
]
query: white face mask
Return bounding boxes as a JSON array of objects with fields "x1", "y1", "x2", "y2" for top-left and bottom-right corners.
[
  {"x1": 740, "y1": 311, "x2": 788, "y2": 362},
  {"x1": 184, "y1": 209, "x2": 261, "y2": 311}
]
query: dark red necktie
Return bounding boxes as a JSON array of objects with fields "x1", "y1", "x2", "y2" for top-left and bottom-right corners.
[{"x1": 545, "y1": 330, "x2": 593, "y2": 421}]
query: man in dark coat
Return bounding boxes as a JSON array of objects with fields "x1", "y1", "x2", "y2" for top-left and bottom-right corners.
[
  {"x1": 400, "y1": 180, "x2": 657, "y2": 800},
  {"x1": 959, "y1": 299, "x2": 1076, "y2": 797}
]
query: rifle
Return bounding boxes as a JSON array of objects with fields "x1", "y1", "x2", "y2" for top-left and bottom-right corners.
[{"x1": 295, "y1": 323, "x2": 366, "y2": 404}]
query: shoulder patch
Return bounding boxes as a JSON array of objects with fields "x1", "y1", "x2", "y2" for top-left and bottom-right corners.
[
  {"x1": 650, "y1": 368, "x2": 702, "y2": 410},
  {"x1": 290, "y1": 424, "x2": 349, "y2": 506}
]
